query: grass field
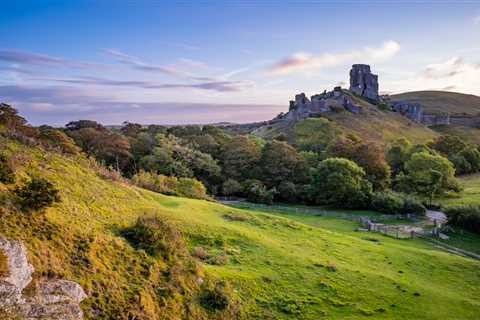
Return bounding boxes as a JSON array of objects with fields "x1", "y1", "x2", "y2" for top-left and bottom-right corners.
[
  {"x1": 1, "y1": 140, "x2": 479, "y2": 319},
  {"x1": 436, "y1": 174, "x2": 480, "y2": 207}
]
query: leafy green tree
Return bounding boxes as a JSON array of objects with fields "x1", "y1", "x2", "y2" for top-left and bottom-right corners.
[
  {"x1": 311, "y1": 158, "x2": 372, "y2": 208},
  {"x1": 260, "y1": 140, "x2": 307, "y2": 188},
  {"x1": 430, "y1": 135, "x2": 468, "y2": 158},
  {"x1": 385, "y1": 137, "x2": 412, "y2": 175},
  {"x1": 222, "y1": 179, "x2": 242, "y2": 197},
  {"x1": 397, "y1": 151, "x2": 460, "y2": 205},
  {"x1": 328, "y1": 136, "x2": 390, "y2": 190},
  {"x1": 220, "y1": 135, "x2": 261, "y2": 181}
]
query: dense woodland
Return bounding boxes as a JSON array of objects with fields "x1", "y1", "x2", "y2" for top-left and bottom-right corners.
[{"x1": 1, "y1": 102, "x2": 480, "y2": 233}]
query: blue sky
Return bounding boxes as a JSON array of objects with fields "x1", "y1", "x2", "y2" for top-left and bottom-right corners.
[{"x1": 1, "y1": 1, "x2": 479, "y2": 125}]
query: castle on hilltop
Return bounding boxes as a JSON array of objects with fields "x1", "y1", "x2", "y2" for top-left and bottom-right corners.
[{"x1": 275, "y1": 64, "x2": 480, "y2": 127}]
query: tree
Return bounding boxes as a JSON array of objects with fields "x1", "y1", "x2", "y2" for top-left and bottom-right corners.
[
  {"x1": 37, "y1": 126, "x2": 80, "y2": 155},
  {"x1": 260, "y1": 140, "x2": 307, "y2": 188},
  {"x1": 222, "y1": 179, "x2": 242, "y2": 197},
  {"x1": 310, "y1": 158, "x2": 372, "y2": 208},
  {"x1": 220, "y1": 135, "x2": 261, "y2": 181},
  {"x1": 430, "y1": 135, "x2": 468, "y2": 158},
  {"x1": 385, "y1": 137, "x2": 412, "y2": 175},
  {"x1": 398, "y1": 151, "x2": 460, "y2": 205},
  {"x1": 328, "y1": 136, "x2": 390, "y2": 190},
  {"x1": 0, "y1": 103, "x2": 27, "y2": 132}
]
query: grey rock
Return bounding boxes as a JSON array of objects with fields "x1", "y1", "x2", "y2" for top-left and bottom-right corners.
[
  {"x1": 0, "y1": 237, "x2": 87, "y2": 320},
  {"x1": 349, "y1": 64, "x2": 379, "y2": 101}
]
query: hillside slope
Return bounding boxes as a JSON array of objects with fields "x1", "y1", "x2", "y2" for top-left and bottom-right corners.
[
  {"x1": 254, "y1": 93, "x2": 438, "y2": 145},
  {"x1": 392, "y1": 91, "x2": 480, "y2": 115},
  {"x1": 1, "y1": 139, "x2": 479, "y2": 319}
]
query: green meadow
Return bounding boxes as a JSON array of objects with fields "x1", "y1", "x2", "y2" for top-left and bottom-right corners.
[{"x1": 1, "y1": 140, "x2": 479, "y2": 319}]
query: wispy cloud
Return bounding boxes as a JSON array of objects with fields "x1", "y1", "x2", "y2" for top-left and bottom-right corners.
[
  {"x1": 0, "y1": 49, "x2": 105, "y2": 69},
  {"x1": 267, "y1": 40, "x2": 400, "y2": 75},
  {"x1": 104, "y1": 48, "x2": 187, "y2": 77},
  {"x1": 31, "y1": 75, "x2": 253, "y2": 92}
]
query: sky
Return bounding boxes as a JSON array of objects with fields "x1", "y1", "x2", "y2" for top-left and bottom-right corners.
[{"x1": 0, "y1": 1, "x2": 479, "y2": 126}]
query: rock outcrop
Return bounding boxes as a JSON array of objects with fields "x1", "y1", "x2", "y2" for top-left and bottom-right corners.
[
  {"x1": 0, "y1": 237, "x2": 86, "y2": 320},
  {"x1": 349, "y1": 64, "x2": 379, "y2": 101}
]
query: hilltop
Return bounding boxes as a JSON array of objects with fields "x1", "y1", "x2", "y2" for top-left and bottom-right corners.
[{"x1": 391, "y1": 91, "x2": 480, "y2": 115}]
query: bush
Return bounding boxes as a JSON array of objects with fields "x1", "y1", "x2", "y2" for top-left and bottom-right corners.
[
  {"x1": 200, "y1": 282, "x2": 231, "y2": 311},
  {"x1": 122, "y1": 214, "x2": 185, "y2": 261},
  {"x1": 370, "y1": 191, "x2": 425, "y2": 215},
  {"x1": 14, "y1": 176, "x2": 60, "y2": 211},
  {"x1": 0, "y1": 154, "x2": 15, "y2": 184},
  {"x1": 444, "y1": 205, "x2": 480, "y2": 234},
  {"x1": 222, "y1": 179, "x2": 242, "y2": 197},
  {"x1": 276, "y1": 181, "x2": 298, "y2": 202},
  {"x1": 131, "y1": 171, "x2": 209, "y2": 200},
  {"x1": 175, "y1": 178, "x2": 209, "y2": 200}
]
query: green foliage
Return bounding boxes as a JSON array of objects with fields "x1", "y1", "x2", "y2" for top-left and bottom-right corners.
[
  {"x1": 328, "y1": 135, "x2": 391, "y2": 190},
  {"x1": 444, "y1": 205, "x2": 480, "y2": 234},
  {"x1": 311, "y1": 158, "x2": 372, "y2": 209},
  {"x1": 176, "y1": 177, "x2": 210, "y2": 200},
  {"x1": 220, "y1": 135, "x2": 261, "y2": 181},
  {"x1": 242, "y1": 180, "x2": 275, "y2": 205},
  {"x1": 430, "y1": 135, "x2": 480, "y2": 175},
  {"x1": 370, "y1": 190, "x2": 425, "y2": 215},
  {"x1": 396, "y1": 151, "x2": 460, "y2": 204},
  {"x1": 222, "y1": 179, "x2": 242, "y2": 197},
  {"x1": 200, "y1": 282, "x2": 231, "y2": 311},
  {"x1": 14, "y1": 176, "x2": 60, "y2": 211},
  {"x1": 37, "y1": 126, "x2": 80, "y2": 155},
  {"x1": 277, "y1": 181, "x2": 298, "y2": 203},
  {"x1": 0, "y1": 154, "x2": 15, "y2": 184},
  {"x1": 385, "y1": 137, "x2": 413, "y2": 175},
  {"x1": 260, "y1": 140, "x2": 308, "y2": 188},
  {"x1": 131, "y1": 171, "x2": 209, "y2": 200},
  {"x1": 122, "y1": 214, "x2": 185, "y2": 261}
]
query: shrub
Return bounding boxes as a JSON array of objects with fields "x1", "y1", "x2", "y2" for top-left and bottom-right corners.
[
  {"x1": 0, "y1": 154, "x2": 15, "y2": 184},
  {"x1": 14, "y1": 176, "x2": 60, "y2": 211},
  {"x1": 200, "y1": 282, "x2": 231, "y2": 311},
  {"x1": 175, "y1": 177, "x2": 209, "y2": 200},
  {"x1": 444, "y1": 205, "x2": 480, "y2": 234},
  {"x1": 370, "y1": 191, "x2": 425, "y2": 215},
  {"x1": 122, "y1": 214, "x2": 185, "y2": 261},
  {"x1": 131, "y1": 171, "x2": 209, "y2": 200}
]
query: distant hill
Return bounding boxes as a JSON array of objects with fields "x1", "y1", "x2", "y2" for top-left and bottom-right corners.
[
  {"x1": 392, "y1": 91, "x2": 480, "y2": 115},
  {"x1": 253, "y1": 92, "x2": 438, "y2": 145}
]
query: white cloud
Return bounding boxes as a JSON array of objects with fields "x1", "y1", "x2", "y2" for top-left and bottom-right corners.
[
  {"x1": 267, "y1": 40, "x2": 400, "y2": 75},
  {"x1": 385, "y1": 56, "x2": 480, "y2": 95}
]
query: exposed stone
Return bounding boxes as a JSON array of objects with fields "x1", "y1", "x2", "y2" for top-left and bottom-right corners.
[
  {"x1": 0, "y1": 237, "x2": 33, "y2": 307},
  {"x1": 0, "y1": 237, "x2": 86, "y2": 320},
  {"x1": 349, "y1": 64, "x2": 379, "y2": 101}
]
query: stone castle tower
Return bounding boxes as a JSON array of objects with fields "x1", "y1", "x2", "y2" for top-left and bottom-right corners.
[{"x1": 349, "y1": 64, "x2": 379, "y2": 101}]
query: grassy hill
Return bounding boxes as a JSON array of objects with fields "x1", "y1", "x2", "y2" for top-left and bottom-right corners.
[
  {"x1": 1, "y1": 138, "x2": 479, "y2": 319},
  {"x1": 391, "y1": 91, "x2": 480, "y2": 115},
  {"x1": 254, "y1": 93, "x2": 438, "y2": 146}
]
